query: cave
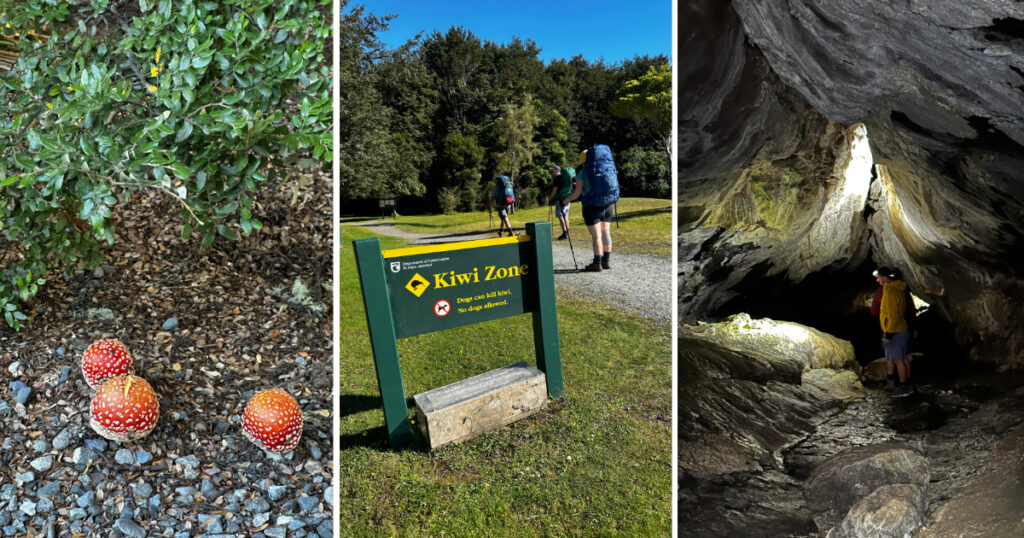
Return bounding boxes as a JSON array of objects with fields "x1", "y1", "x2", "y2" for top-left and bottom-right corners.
[{"x1": 679, "y1": 1, "x2": 1024, "y2": 536}]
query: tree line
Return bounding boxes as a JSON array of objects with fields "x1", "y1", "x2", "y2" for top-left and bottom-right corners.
[{"x1": 339, "y1": 3, "x2": 671, "y2": 214}]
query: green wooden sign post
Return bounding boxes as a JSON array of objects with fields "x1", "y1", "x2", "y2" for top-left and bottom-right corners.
[{"x1": 354, "y1": 221, "x2": 564, "y2": 448}]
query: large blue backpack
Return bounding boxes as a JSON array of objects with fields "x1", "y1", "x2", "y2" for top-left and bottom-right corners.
[
  {"x1": 498, "y1": 175, "x2": 515, "y2": 205},
  {"x1": 581, "y1": 145, "x2": 620, "y2": 206}
]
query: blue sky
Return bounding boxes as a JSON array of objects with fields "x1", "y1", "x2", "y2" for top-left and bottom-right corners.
[{"x1": 352, "y1": 0, "x2": 672, "y2": 65}]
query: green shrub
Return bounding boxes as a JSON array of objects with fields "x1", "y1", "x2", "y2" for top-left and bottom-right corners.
[{"x1": 0, "y1": 0, "x2": 331, "y2": 329}]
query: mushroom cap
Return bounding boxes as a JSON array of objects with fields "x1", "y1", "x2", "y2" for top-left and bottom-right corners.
[
  {"x1": 242, "y1": 388, "x2": 303, "y2": 453},
  {"x1": 82, "y1": 339, "x2": 134, "y2": 389},
  {"x1": 89, "y1": 375, "x2": 159, "y2": 442}
]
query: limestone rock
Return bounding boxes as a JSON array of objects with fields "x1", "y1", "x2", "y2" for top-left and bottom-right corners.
[
  {"x1": 805, "y1": 442, "x2": 929, "y2": 532},
  {"x1": 827, "y1": 484, "x2": 926, "y2": 538}
]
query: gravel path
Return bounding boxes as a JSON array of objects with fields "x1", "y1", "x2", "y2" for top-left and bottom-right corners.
[{"x1": 347, "y1": 220, "x2": 672, "y2": 325}]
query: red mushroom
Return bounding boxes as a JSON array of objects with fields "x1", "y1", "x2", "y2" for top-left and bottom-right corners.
[
  {"x1": 242, "y1": 388, "x2": 303, "y2": 453},
  {"x1": 89, "y1": 375, "x2": 160, "y2": 442},
  {"x1": 81, "y1": 339, "x2": 134, "y2": 389}
]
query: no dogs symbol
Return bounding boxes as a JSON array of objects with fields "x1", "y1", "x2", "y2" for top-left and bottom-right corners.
[{"x1": 433, "y1": 299, "x2": 451, "y2": 317}]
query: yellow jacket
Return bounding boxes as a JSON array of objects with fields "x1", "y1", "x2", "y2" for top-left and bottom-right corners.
[{"x1": 879, "y1": 281, "x2": 908, "y2": 334}]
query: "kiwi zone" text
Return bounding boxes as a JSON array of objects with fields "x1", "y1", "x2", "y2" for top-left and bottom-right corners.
[{"x1": 433, "y1": 264, "x2": 529, "y2": 289}]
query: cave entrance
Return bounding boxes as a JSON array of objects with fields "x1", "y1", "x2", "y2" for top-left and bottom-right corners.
[{"x1": 711, "y1": 123, "x2": 970, "y2": 379}]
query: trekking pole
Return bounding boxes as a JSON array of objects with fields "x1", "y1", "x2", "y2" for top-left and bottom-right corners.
[
  {"x1": 614, "y1": 201, "x2": 619, "y2": 229},
  {"x1": 488, "y1": 207, "x2": 493, "y2": 230},
  {"x1": 565, "y1": 227, "x2": 579, "y2": 271}
]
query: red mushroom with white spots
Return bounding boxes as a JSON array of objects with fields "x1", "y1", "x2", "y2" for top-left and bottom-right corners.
[
  {"x1": 89, "y1": 374, "x2": 160, "y2": 442},
  {"x1": 81, "y1": 339, "x2": 134, "y2": 389},
  {"x1": 242, "y1": 388, "x2": 303, "y2": 453}
]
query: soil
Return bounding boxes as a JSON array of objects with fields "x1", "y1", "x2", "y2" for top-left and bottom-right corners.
[{"x1": 0, "y1": 173, "x2": 333, "y2": 536}]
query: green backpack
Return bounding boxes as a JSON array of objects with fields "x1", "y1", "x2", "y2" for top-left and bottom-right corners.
[{"x1": 556, "y1": 166, "x2": 576, "y2": 198}]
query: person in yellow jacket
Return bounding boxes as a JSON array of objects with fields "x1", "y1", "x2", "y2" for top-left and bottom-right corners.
[{"x1": 874, "y1": 267, "x2": 914, "y2": 397}]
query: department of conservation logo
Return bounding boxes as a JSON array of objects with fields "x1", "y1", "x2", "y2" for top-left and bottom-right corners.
[
  {"x1": 404, "y1": 273, "x2": 430, "y2": 297},
  {"x1": 390, "y1": 261, "x2": 401, "y2": 273}
]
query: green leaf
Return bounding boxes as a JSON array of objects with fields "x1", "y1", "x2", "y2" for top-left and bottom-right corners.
[
  {"x1": 175, "y1": 122, "x2": 193, "y2": 143},
  {"x1": 201, "y1": 230, "x2": 215, "y2": 248},
  {"x1": 216, "y1": 224, "x2": 237, "y2": 241}
]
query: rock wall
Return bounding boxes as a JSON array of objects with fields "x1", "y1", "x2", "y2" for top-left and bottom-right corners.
[{"x1": 680, "y1": 0, "x2": 1024, "y2": 367}]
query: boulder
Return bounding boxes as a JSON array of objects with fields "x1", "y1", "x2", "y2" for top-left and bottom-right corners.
[
  {"x1": 827, "y1": 484, "x2": 926, "y2": 538},
  {"x1": 805, "y1": 442, "x2": 929, "y2": 533}
]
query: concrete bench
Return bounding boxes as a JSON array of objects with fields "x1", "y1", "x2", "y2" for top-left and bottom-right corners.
[{"x1": 413, "y1": 362, "x2": 547, "y2": 450}]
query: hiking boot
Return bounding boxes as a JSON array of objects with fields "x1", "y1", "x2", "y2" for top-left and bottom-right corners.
[
  {"x1": 890, "y1": 384, "x2": 913, "y2": 398},
  {"x1": 601, "y1": 259, "x2": 611, "y2": 270},
  {"x1": 556, "y1": 232, "x2": 568, "y2": 240},
  {"x1": 584, "y1": 261, "x2": 602, "y2": 272}
]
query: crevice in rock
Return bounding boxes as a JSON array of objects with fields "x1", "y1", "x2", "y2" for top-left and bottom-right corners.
[{"x1": 982, "y1": 17, "x2": 1024, "y2": 42}]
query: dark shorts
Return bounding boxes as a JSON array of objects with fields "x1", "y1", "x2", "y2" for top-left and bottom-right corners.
[
  {"x1": 582, "y1": 204, "x2": 613, "y2": 226},
  {"x1": 495, "y1": 206, "x2": 509, "y2": 219},
  {"x1": 884, "y1": 330, "x2": 911, "y2": 361}
]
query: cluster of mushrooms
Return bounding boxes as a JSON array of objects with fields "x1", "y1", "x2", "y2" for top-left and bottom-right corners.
[{"x1": 81, "y1": 339, "x2": 304, "y2": 453}]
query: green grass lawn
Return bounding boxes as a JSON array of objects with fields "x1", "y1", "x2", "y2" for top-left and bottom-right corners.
[
  {"x1": 361, "y1": 197, "x2": 672, "y2": 257},
  {"x1": 340, "y1": 226, "x2": 672, "y2": 536}
]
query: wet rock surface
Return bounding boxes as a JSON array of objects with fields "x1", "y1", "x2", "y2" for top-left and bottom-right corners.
[{"x1": 679, "y1": 330, "x2": 1024, "y2": 537}]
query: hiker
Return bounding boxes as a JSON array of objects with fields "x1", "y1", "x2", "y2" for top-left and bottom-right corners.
[
  {"x1": 547, "y1": 164, "x2": 575, "y2": 240},
  {"x1": 563, "y1": 146, "x2": 620, "y2": 272},
  {"x1": 489, "y1": 175, "x2": 515, "y2": 237},
  {"x1": 871, "y1": 266, "x2": 917, "y2": 397}
]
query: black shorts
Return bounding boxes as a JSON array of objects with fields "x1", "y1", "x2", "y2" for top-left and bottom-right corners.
[{"x1": 582, "y1": 204, "x2": 613, "y2": 226}]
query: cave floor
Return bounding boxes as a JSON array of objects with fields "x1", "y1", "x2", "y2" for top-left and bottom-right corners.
[{"x1": 679, "y1": 371, "x2": 1024, "y2": 537}]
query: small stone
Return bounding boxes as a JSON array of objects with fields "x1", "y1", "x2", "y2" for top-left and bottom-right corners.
[
  {"x1": 295, "y1": 357, "x2": 307, "y2": 367},
  {"x1": 323, "y1": 486, "x2": 333, "y2": 504},
  {"x1": 133, "y1": 483, "x2": 153, "y2": 498},
  {"x1": 32, "y1": 441, "x2": 49, "y2": 453},
  {"x1": 101, "y1": 264, "x2": 115, "y2": 274},
  {"x1": 7, "y1": 361, "x2": 21, "y2": 376},
  {"x1": 267, "y1": 485, "x2": 287, "y2": 501},
  {"x1": 288, "y1": 519, "x2": 307, "y2": 530},
  {"x1": 307, "y1": 442, "x2": 322, "y2": 460},
  {"x1": 15, "y1": 471, "x2": 35, "y2": 484},
  {"x1": 252, "y1": 512, "x2": 270, "y2": 527},
  {"x1": 52, "y1": 430, "x2": 72, "y2": 450},
  {"x1": 84, "y1": 439, "x2": 107, "y2": 452},
  {"x1": 317, "y1": 520, "x2": 332, "y2": 538},
  {"x1": 9, "y1": 381, "x2": 27, "y2": 393},
  {"x1": 72, "y1": 447, "x2": 98, "y2": 466},
  {"x1": 29, "y1": 456, "x2": 53, "y2": 472},
  {"x1": 214, "y1": 419, "x2": 230, "y2": 435},
  {"x1": 19, "y1": 499, "x2": 37, "y2": 517},
  {"x1": 200, "y1": 514, "x2": 223, "y2": 533},
  {"x1": 56, "y1": 346, "x2": 66, "y2": 356},
  {"x1": 247, "y1": 497, "x2": 270, "y2": 514},
  {"x1": 37, "y1": 483, "x2": 60, "y2": 497},
  {"x1": 135, "y1": 450, "x2": 153, "y2": 464},
  {"x1": 114, "y1": 449, "x2": 135, "y2": 465},
  {"x1": 264, "y1": 527, "x2": 287, "y2": 538},
  {"x1": 57, "y1": 367, "x2": 71, "y2": 384},
  {"x1": 175, "y1": 455, "x2": 200, "y2": 468},
  {"x1": 0, "y1": 402, "x2": 11, "y2": 416},
  {"x1": 76, "y1": 490, "x2": 95, "y2": 508},
  {"x1": 35, "y1": 498, "x2": 54, "y2": 514},
  {"x1": 297, "y1": 496, "x2": 318, "y2": 513},
  {"x1": 113, "y1": 519, "x2": 146, "y2": 538},
  {"x1": 0, "y1": 484, "x2": 15, "y2": 500},
  {"x1": 92, "y1": 267, "x2": 105, "y2": 279},
  {"x1": 200, "y1": 479, "x2": 217, "y2": 499},
  {"x1": 16, "y1": 387, "x2": 32, "y2": 405},
  {"x1": 162, "y1": 317, "x2": 179, "y2": 331},
  {"x1": 68, "y1": 508, "x2": 87, "y2": 520}
]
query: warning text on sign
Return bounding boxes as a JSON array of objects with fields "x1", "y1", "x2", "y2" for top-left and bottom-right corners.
[{"x1": 456, "y1": 289, "x2": 512, "y2": 313}]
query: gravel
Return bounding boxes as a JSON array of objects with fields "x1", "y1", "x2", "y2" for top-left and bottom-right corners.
[
  {"x1": 52, "y1": 429, "x2": 72, "y2": 450},
  {"x1": 29, "y1": 456, "x2": 52, "y2": 472},
  {"x1": 162, "y1": 317, "x2": 179, "y2": 331},
  {"x1": 114, "y1": 449, "x2": 135, "y2": 465}
]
